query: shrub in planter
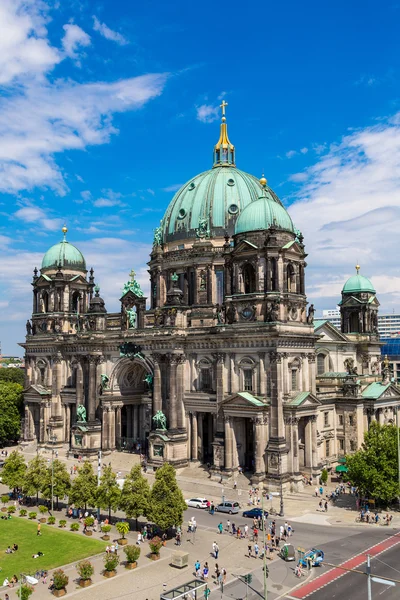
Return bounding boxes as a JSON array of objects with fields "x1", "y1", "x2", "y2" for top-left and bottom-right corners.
[
  {"x1": 38, "y1": 505, "x2": 47, "y2": 522},
  {"x1": 149, "y1": 536, "x2": 163, "y2": 559},
  {"x1": 101, "y1": 524, "x2": 111, "y2": 540},
  {"x1": 48, "y1": 516, "x2": 56, "y2": 525},
  {"x1": 16, "y1": 583, "x2": 34, "y2": 600},
  {"x1": 59, "y1": 519, "x2": 67, "y2": 528},
  {"x1": 76, "y1": 560, "x2": 94, "y2": 587},
  {"x1": 70, "y1": 522, "x2": 80, "y2": 531},
  {"x1": 7, "y1": 505, "x2": 16, "y2": 514},
  {"x1": 124, "y1": 544, "x2": 140, "y2": 569},
  {"x1": 52, "y1": 569, "x2": 68, "y2": 597},
  {"x1": 1, "y1": 494, "x2": 9, "y2": 511},
  {"x1": 103, "y1": 553, "x2": 119, "y2": 578},
  {"x1": 28, "y1": 511, "x2": 37, "y2": 520},
  {"x1": 84, "y1": 516, "x2": 94, "y2": 535},
  {"x1": 19, "y1": 508, "x2": 27, "y2": 517},
  {"x1": 116, "y1": 521, "x2": 129, "y2": 545}
]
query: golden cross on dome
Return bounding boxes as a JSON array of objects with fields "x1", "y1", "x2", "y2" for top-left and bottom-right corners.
[
  {"x1": 220, "y1": 100, "x2": 228, "y2": 120},
  {"x1": 129, "y1": 269, "x2": 136, "y2": 281}
]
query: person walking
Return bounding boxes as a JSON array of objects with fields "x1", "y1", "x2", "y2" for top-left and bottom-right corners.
[
  {"x1": 279, "y1": 525, "x2": 284, "y2": 539},
  {"x1": 314, "y1": 486, "x2": 319, "y2": 497},
  {"x1": 218, "y1": 522, "x2": 223, "y2": 535},
  {"x1": 203, "y1": 562, "x2": 209, "y2": 580},
  {"x1": 244, "y1": 524, "x2": 249, "y2": 538},
  {"x1": 318, "y1": 500, "x2": 323, "y2": 511},
  {"x1": 195, "y1": 560, "x2": 201, "y2": 577},
  {"x1": 37, "y1": 523, "x2": 41, "y2": 536},
  {"x1": 248, "y1": 543, "x2": 252, "y2": 557},
  {"x1": 324, "y1": 501, "x2": 328, "y2": 512},
  {"x1": 214, "y1": 543, "x2": 219, "y2": 559},
  {"x1": 212, "y1": 541, "x2": 217, "y2": 558},
  {"x1": 254, "y1": 543, "x2": 259, "y2": 558},
  {"x1": 226, "y1": 519, "x2": 230, "y2": 532}
]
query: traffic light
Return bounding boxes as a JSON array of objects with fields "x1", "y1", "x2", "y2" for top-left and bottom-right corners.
[
  {"x1": 264, "y1": 564, "x2": 269, "y2": 578},
  {"x1": 244, "y1": 574, "x2": 253, "y2": 584}
]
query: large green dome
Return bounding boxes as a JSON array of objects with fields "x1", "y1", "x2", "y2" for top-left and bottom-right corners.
[
  {"x1": 342, "y1": 272, "x2": 375, "y2": 294},
  {"x1": 41, "y1": 239, "x2": 86, "y2": 272},
  {"x1": 235, "y1": 196, "x2": 295, "y2": 235},
  {"x1": 162, "y1": 166, "x2": 284, "y2": 243}
]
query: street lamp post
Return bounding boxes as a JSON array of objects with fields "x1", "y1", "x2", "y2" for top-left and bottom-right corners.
[
  {"x1": 278, "y1": 453, "x2": 284, "y2": 517},
  {"x1": 47, "y1": 433, "x2": 57, "y2": 514}
]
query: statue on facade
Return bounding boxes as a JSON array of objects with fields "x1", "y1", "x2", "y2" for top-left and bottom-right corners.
[
  {"x1": 26, "y1": 320, "x2": 32, "y2": 335},
  {"x1": 195, "y1": 217, "x2": 210, "y2": 239},
  {"x1": 382, "y1": 355, "x2": 390, "y2": 384},
  {"x1": 216, "y1": 304, "x2": 225, "y2": 324},
  {"x1": 154, "y1": 309, "x2": 164, "y2": 326},
  {"x1": 144, "y1": 373, "x2": 153, "y2": 390},
  {"x1": 126, "y1": 307, "x2": 137, "y2": 328},
  {"x1": 226, "y1": 304, "x2": 237, "y2": 324},
  {"x1": 100, "y1": 374, "x2": 109, "y2": 391},
  {"x1": 122, "y1": 269, "x2": 144, "y2": 298},
  {"x1": 307, "y1": 304, "x2": 315, "y2": 324},
  {"x1": 152, "y1": 410, "x2": 167, "y2": 430},
  {"x1": 77, "y1": 404, "x2": 87, "y2": 422},
  {"x1": 153, "y1": 223, "x2": 163, "y2": 247},
  {"x1": 344, "y1": 357, "x2": 358, "y2": 376},
  {"x1": 199, "y1": 270, "x2": 207, "y2": 290}
]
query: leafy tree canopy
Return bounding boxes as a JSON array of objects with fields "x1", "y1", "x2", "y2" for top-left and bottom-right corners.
[
  {"x1": 41, "y1": 459, "x2": 71, "y2": 502},
  {"x1": 0, "y1": 368, "x2": 24, "y2": 386},
  {"x1": 23, "y1": 455, "x2": 47, "y2": 499},
  {"x1": 96, "y1": 464, "x2": 120, "y2": 519},
  {"x1": 347, "y1": 422, "x2": 400, "y2": 504},
  {"x1": 2, "y1": 450, "x2": 27, "y2": 490},
  {"x1": 147, "y1": 463, "x2": 186, "y2": 530},
  {"x1": 119, "y1": 464, "x2": 150, "y2": 522},
  {"x1": 0, "y1": 383, "x2": 23, "y2": 444},
  {"x1": 69, "y1": 461, "x2": 97, "y2": 509}
]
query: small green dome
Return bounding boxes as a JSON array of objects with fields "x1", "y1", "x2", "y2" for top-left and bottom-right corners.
[
  {"x1": 41, "y1": 240, "x2": 86, "y2": 272},
  {"x1": 162, "y1": 166, "x2": 284, "y2": 243},
  {"x1": 234, "y1": 197, "x2": 295, "y2": 235},
  {"x1": 342, "y1": 273, "x2": 375, "y2": 294}
]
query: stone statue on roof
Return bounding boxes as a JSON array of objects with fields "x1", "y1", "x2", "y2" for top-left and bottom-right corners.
[
  {"x1": 196, "y1": 218, "x2": 210, "y2": 239},
  {"x1": 153, "y1": 223, "x2": 163, "y2": 247},
  {"x1": 122, "y1": 269, "x2": 144, "y2": 297},
  {"x1": 77, "y1": 404, "x2": 87, "y2": 422},
  {"x1": 153, "y1": 410, "x2": 167, "y2": 431}
]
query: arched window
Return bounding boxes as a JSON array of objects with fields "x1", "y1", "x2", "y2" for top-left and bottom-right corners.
[
  {"x1": 286, "y1": 264, "x2": 296, "y2": 293},
  {"x1": 243, "y1": 264, "x2": 256, "y2": 294},
  {"x1": 317, "y1": 354, "x2": 326, "y2": 375},
  {"x1": 239, "y1": 358, "x2": 255, "y2": 392},
  {"x1": 37, "y1": 360, "x2": 47, "y2": 386},
  {"x1": 197, "y1": 359, "x2": 213, "y2": 392},
  {"x1": 299, "y1": 264, "x2": 305, "y2": 295},
  {"x1": 271, "y1": 258, "x2": 278, "y2": 291},
  {"x1": 41, "y1": 291, "x2": 49, "y2": 313},
  {"x1": 289, "y1": 357, "x2": 302, "y2": 392},
  {"x1": 71, "y1": 291, "x2": 80, "y2": 312}
]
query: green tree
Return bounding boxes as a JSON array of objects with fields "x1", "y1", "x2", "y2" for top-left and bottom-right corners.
[
  {"x1": 23, "y1": 455, "x2": 47, "y2": 503},
  {"x1": 0, "y1": 368, "x2": 24, "y2": 386},
  {"x1": 69, "y1": 461, "x2": 97, "y2": 509},
  {"x1": 1, "y1": 450, "x2": 27, "y2": 492},
  {"x1": 147, "y1": 463, "x2": 186, "y2": 530},
  {"x1": 119, "y1": 464, "x2": 150, "y2": 529},
  {"x1": 347, "y1": 422, "x2": 400, "y2": 504},
  {"x1": 96, "y1": 464, "x2": 120, "y2": 520},
  {"x1": 41, "y1": 459, "x2": 71, "y2": 509},
  {"x1": 0, "y1": 382, "x2": 23, "y2": 443}
]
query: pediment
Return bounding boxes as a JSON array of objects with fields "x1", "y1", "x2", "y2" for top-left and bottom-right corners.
[
  {"x1": 24, "y1": 384, "x2": 51, "y2": 400},
  {"x1": 120, "y1": 289, "x2": 146, "y2": 302},
  {"x1": 286, "y1": 391, "x2": 321, "y2": 408},
  {"x1": 231, "y1": 240, "x2": 259, "y2": 254},
  {"x1": 221, "y1": 392, "x2": 267, "y2": 409},
  {"x1": 281, "y1": 240, "x2": 304, "y2": 255},
  {"x1": 314, "y1": 320, "x2": 348, "y2": 342}
]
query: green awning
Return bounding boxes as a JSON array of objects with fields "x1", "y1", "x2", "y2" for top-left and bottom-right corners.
[
  {"x1": 338, "y1": 457, "x2": 347, "y2": 464},
  {"x1": 335, "y1": 465, "x2": 348, "y2": 473}
]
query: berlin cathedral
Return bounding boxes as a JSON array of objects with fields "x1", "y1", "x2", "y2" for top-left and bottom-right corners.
[{"x1": 21, "y1": 105, "x2": 400, "y2": 489}]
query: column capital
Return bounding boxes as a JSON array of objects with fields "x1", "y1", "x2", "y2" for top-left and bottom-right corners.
[
  {"x1": 175, "y1": 354, "x2": 186, "y2": 365},
  {"x1": 308, "y1": 353, "x2": 316, "y2": 363},
  {"x1": 269, "y1": 351, "x2": 282, "y2": 364},
  {"x1": 52, "y1": 352, "x2": 63, "y2": 364},
  {"x1": 309, "y1": 414, "x2": 317, "y2": 422},
  {"x1": 213, "y1": 352, "x2": 226, "y2": 364}
]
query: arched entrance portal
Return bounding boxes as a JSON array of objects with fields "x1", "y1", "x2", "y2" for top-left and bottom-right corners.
[{"x1": 107, "y1": 358, "x2": 152, "y2": 453}]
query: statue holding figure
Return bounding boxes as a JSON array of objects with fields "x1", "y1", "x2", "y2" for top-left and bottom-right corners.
[
  {"x1": 153, "y1": 410, "x2": 167, "y2": 430},
  {"x1": 126, "y1": 307, "x2": 137, "y2": 328},
  {"x1": 77, "y1": 404, "x2": 87, "y2": 422},
  {"x1": 100, "y1": 374, "x2": 109, "y2": 391},
  {"x1": 153, "y1": 222, "x2": 163, "y2": 247}
]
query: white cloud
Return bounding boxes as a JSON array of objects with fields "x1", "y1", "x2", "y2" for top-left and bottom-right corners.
[
  {"x1": 81, "y1": 190, "x2": 92, "y2": 201},
  {"x1": 93, "y1": 198, "x2": 121, "y2": 207},
  {"x1": 289, "y1": 112, "x2": 400, "y2": 312},
  {"x1": 162, "y1": 183, "x2": 183, "y2": 192},
  {"x1": 0, "y1": 0, "x2": 61, "y2": 84},
  {"x1": 196, "y1": 104, "x2": 219, "y2": 123},
  {"x1": 61, "y1": 23, "x2": 91, "y2": 61},
  {"x1": 14, "y1": 205, "x2": 62, "y2": 230},
  {"x1": 285, "y1": 150, "x2": 297, "y2": 159},
  {"x1": 300, "y1": 147, "x2": 308, "y2": 154},
  {"x1": 92, "y1": 16, "x2": 128, "y2": 45}
]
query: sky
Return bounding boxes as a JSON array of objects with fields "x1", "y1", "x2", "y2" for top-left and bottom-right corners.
[{"x1": 1, "y1": 0, "x2": 400, "y2": 355}]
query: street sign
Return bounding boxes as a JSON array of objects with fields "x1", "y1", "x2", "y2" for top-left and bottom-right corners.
[{"x1": 371, "y1": 577, "x2": 395, "y2": 587}]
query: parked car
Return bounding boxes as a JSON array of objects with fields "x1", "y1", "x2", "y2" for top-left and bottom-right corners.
[
  {"x1": 215, "y1": 501, "x2": 240, "y2": 514},
  {"x1": 185, "y1": 497, "x2": 208, "y2": 509},
  {"x1": 242, "y1": 508, "x2": 269, "y2": 519}
]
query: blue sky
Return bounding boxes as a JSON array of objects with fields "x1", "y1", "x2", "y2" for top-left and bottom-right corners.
[{"x1": 2, "y1": 0, "x2": 400, "y2": 354}]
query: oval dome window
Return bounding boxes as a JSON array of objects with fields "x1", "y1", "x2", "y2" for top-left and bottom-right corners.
[
  {"x1": 188, "y1": 182, "x2": 195, "y2": 190},
  {"x1": 178, "y1": 208, "x2": 186, "y2": 219},
  {"x1": 228, "y1": 203, "x2": 239, "y2": 215},
  {"x1": 227, "y1": 178, "x2": 235, "y2": 186}
]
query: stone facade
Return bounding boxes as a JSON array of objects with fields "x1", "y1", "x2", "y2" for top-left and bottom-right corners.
[{"x1": 20, "y1": 115, "x2": 400, "y2": 489}]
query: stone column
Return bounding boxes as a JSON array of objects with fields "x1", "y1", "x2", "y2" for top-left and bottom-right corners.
[
  {"x1": 186, "y1": 412, "x2": 191, "y2": 460},
  {"x1": 215, "y1": 352, "x2": 225, "y2": 403},
  {"x1": 311, "y1": 415, "x2": 318, "y2": 471},
  {"x1": 224, "y1": 416, "x2": 233, "y2": 470},
  {"x1": 258, "y1": 352, "x2": 267, "y2": 397},
  {"x1": 269, "y1": 352, "x2": 285, "y2": 440},
  {"x1": 193, "y1": 265, "x2": 199, "y2": 305},
  {"x1": 254, "y1": 416, "x2": 265, "y2": 476},
  {"x1": 87, "y1": 356, "x2": 99, "y2": 422},
  {"x1": 155, "y1": 269, "x2": 161, "y2": 308},
  {"x1": 126, "y1": 406, "x2": 132, "y2": 438},
  {"x1": 116, "y1": 406, "x2": 122, "y2": 442},
  {"x1": 309, "y1": 354, "x2": 316, "y2": 394},
  {"x1": 152, "y1": 354, "x2": 162, "y2": 417},
  {"x1": 282, "y1": 353, "x2": 289, "y2": 396},
  {"x1": 102, "y1": 409, "x2": 109, "y2": 449},
  {"x1": 65, "y1": 405, "x2": 70, "y2": 442},
  {"x1": 109, "y1": 407, "x2": 115, "y2": 450},
  {"x1": 191, "y1": 412, "x2": 198, "y2": 461},
  {"x1": 24, "y1": 405, "x2": 31, "y2": 439},
  {"x1": 168, "y1": 355, "x2": 178, "y2": 429},
  {"x1": 207, "y1": 264, "x2": 213, "y2": 304},
  {"x1": 176, "y1": 355, "x2": 186, "y2": 429},
  {"x1": 285, "y1": 417, "x2": 293, "y2": 474},
  {"x1": 51, "y1": 354, "x2": 63, "y2": 418},
  {"x1": 304, "y1": 417, "x2": 312, "y2": 467},
  {"x1": 133, "y1": 405, "x2": 138, "y2": 440},
  {"x1": 301, "y1": 355, "x2": 309, "y2": 391},
  {"x1": 292, "y1": 418, "x2": 300, "y2": 473},
  {"x1": 198, "y1": 413, "x2": 204, "y2": 462}
]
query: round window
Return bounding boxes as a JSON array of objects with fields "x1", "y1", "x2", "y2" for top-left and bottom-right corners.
[
  {"x1": 178, "y1": 208, "x2": 186, "y2": 219},
  {"x1": 228, "y1": 203, "x2": 239, "y2": 215},
  {"x1": 227, "y1": 178, "x2": 235, "y2": 186},
  {"x1": 188, "y1": 182, "x2": 195, "y2": 190}
]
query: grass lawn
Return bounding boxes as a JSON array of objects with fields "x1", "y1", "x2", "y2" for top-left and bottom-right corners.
[{"x1": 0, "y1": 517, "x2": 106, "y2": 579}]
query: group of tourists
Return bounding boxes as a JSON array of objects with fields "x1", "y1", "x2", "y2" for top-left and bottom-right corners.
[
  {"x1": 5, "y1": 544, "x2": 18, "y2": 554},
  {"x1": 194, "y1": 560, "x2": 227, "y2": 585}
]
